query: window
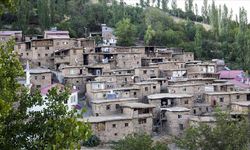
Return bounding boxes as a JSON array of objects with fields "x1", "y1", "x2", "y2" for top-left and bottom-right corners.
[
  {"x1": 193, "y1": 109, "x2": 196, "y2": 114},
  {"x1": 145, "y1": 87, "x2": 148, "y2": 91},
  {"x1": 21, "y1": 53, "x2": 23, "y2": 56},
  {"x1": 134, "y1": 92, "x2": 137, "y2": 96},
  {"x1": 184, "y1": 100, "x2": 188, "y2": 104},
  {"x1": 64, "y1": 99, "x2": 67, "y2": 104},
  {"x1": 45, "y1": 53, "x2": 48, "y2": 56},
  {"x1": 112, "y1": 124, "x2": 116, "y2": 128},
  {"x1": 45, "y1": 47, "x2": 49, "y2": 50},
  {"x1": 124, "y1": 78, "x2": 127, "y2": 82},
  {"x1": 183, "y1": 88, "x2": 186, "y2": 91},
  {"x1": 115, "y1": 104, "x2": 120, "y2": 109},
  {"x1": 179, "y1": 124, "x2": 184, "y2": 130},
  {"x1": 178, "y1": 115, "x2": 182, "y2": 118},
  {"x1": 38, "y1": 54, "x2": 40, "y2": 57},
  {"x1": 36, "y1": 85, "x2": 41, "y2": 88},
  {"x1": 34, "y1": 76, "x2": 38, "y2": 80},
  {"x1": 153, "y1": 86, "x2": 156, "y2": 89},
  {"x1": 73, "y1": 50, "x2": 76, "y2": 54},
  {"x1": 26, "y1": 53, "x2": 29, "y2": 56},
  {"x1": 143, "y1": 70, "x2": 147, "y2": 74},
  {"x1": 206, "y1": 107, "x2": 209, "y2": 112},
  {"x1": 114, "y1": 133, "x2": 118, "y2": 136},
  {"x1": 138, "y1": 118, "x2": 147, "y2": 124},
  {"x1": 125, "y1": 123, "x2": 129, "y2": 127},
  {"x1": 237, "y1": 95, "x2": 240, "y2": 99},
  {"x1": 71, "y1": 95, "x2": 76, "y2": 103},
  {"x1": 42, "y1": 76, "x2": 45, "y2": 79},
  {"x1": 106, "y1": 105, "x2": 110, "y2": 110},
  {"x1": 220, "y1": 97, "x2": 224, "y2": 102},
  {"x1": 96, "y1": 113, "x2": 99, "y2": 116}
]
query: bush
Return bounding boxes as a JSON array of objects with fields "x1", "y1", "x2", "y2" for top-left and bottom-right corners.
[{"x1": 82, "y1": 135, "x2": 101, "y2": 147}]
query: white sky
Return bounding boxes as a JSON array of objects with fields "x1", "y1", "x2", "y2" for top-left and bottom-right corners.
[{"x1": 122, "y1": 0, "x2": 250, "y2": 22}]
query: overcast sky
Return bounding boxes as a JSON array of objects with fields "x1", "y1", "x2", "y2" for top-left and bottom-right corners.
[{"x1": 123, "y1": 0, "x2": 250, "y2": 22}]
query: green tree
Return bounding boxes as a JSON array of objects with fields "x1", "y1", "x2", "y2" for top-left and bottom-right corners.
[
  {"x1": 194, "y1": 26, "x2": 203, "y2": 58},
  {"x1": 144, "y1": 25, "x2": 155, "y2": 45},
  {"x1": 0, "y1": 0, "x2": 15, "y2": 14},
  {"x1": 162, "y1": 0, "x2": 169, "y2": 12},
  {"x1": 235, "y1": 7, "x2": 249, "y2": 70},
  {"x1": 115, "y1": 18, "x2": 137, "y2": 46},
  {"x1": 201, "y1": 0, "x2": 208, "y2": 23},
  {"x1": 112, "y1": 133, "x2": 168, "y2": 150},
  {"x1": 0, "y1": 41, "x2": 23, "y2": 103},
  {"x1": 210, "y1": 0, "x2": 219, "y2": 39},
  {"x1": 176, "y1": 109, "x2": 250, "y2": 150},
  {"x1": 15, "y1": 0, "x2": 31, "y2": 33},
  {"x1": 0, "y1": 40, "x2": 24, "y2": 148},
  {"x1": 37, "y1": 0, "x2": 51, "y2": 30},
  {"x1": 0, "y1": 41, "x2": 92, "y2": 149}
]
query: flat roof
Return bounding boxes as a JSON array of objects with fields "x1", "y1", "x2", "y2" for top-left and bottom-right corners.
[
  {"x1": 231, "y1": 101, "x2": 250, "y2": 106},
  {"x1": 25, "y1": 68, "x2": 51, "y2": 74},
  {"x1": 167, "y1": 83, "x2": 204, "y2": 87},
  {"x1": 92, "y1": 87, "x2": 140, "y2": 93},
  {"x1": 0, "y1": 31, "x2": 22, "y2": 35},
  {"x1": 190, "y1": 116, "x2": 216, "y2": 122},
  {"x1": 61, "y1": 66, "x2": 84, "y2": 69},
  {"x1": 147, "y1": 93, "x2": 193, "y2": 99},
  {"x1": 211, "y1": 83, "x2": 234, "y2": 86},
  {"x1": 121, "y1": 102, "x2": 155, "y2": 109},
  {"x1": 91, "y1": 97, "x2": 138, "y2": 104},
  {"x1": 205, "y1": 91, "x2": 250, "y2": 95},
  {"x1": 83, "y1": 115, "x2": 132, "y2": 123},
  {"x1": 134, "y1": 82, "x2": 158, "y2": 85},
  {"x1": 161, "y1": 107, "x2": 190, "y2": 112},
  {"x1": 148, "y1": 78, "x2": 167, "y2": 81}
]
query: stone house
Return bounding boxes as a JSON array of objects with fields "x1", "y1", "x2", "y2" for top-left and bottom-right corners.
[
  {"x1": 161, "y1": 107, "x2": 190, "y2": 136},
  {"x1": 191, "y1": 103, "x2": 212, "y2": 116},
  {"x1": 133, "y1": 82, "x2": 161, "y2": 101},
  {"x1": 172, "y1": 52, "x2": 194, "y2": 62},
  {"x1": 44, "y1": 30, "x2": 70, "y2": 39},
  {"x1": 25, "y1": 68, "x2": 52, "y2": 89},
  {"x1": 148, "y1": 78, "x2": 168, "y2": 92},
  {"x1": 189, "y1": 116, "x2": 216, "y2": 127},
  {"x1": 147, "y1": 93, "x2": 193, "y2": 111},
  {"x1": 0, "y1": 31, "x2": 22, "y2": 42},
  {"x1": 134, "y1": 66, "x2": 160, "y2": 81},
  {"x1": 15, "y1": 38, "x2": 79, "y2": 68},
  {"x1": 204, "y1": 91, "x2": 250, "y2": 110},
  {"x1": 230, "y1": 101, "x2": 250, "y2": 114},
  {"x1": 161, "y1": 68, "x2": 187, "y2": 79},
  {"x1": 91, "y1": 97, "x2": 139, "y2": 116},
  {"x1": 84, "y1": 102, "x2": 155, "y2": 142},
  {"x1": 53, "y1": 48, "x2": 83, "y2": 70},
  {"x1": 186, "y1": 62, "x2": 217, "y2": 76}
]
